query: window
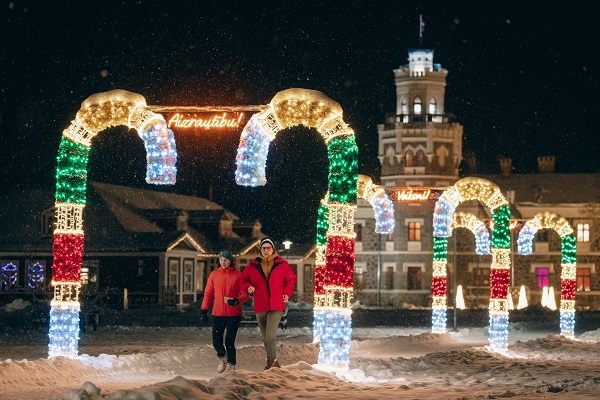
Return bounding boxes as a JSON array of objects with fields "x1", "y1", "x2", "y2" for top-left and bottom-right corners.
[
  {"x1": 220, "y1": 220, "x2": 233, "y2": 237},
  {"x1": 401, "y1": 97, "x2": 408, "y2": 114},
  {"x1": 27, "y1": 261, "x2": 45, "y2": 290},
  {"x1": 41, "y1": 208, "x2": 55, "y2": 237},
  {"x1": 535, "y1": 267, "x2": 549, "y2": 288},
  {"x1": 405, "y1": 150, "x2": 414, "y2": 167},
  {"x1": 535, "y1": 230, "x2": 549, "y2": 242},
  {"x1": 577, "y1": 223, "x2": 590, "y2": 243},
  {"x1": 577, "y1": 268, "x2": 591, "y2": 291},
  {"x1": 183, "y1": 259, "x2": 194, "y2": 292},
  {"x1": 415, "y1": 150, "x2": 426, "y2": 166},
  {"x1": 1, "y1": 262, "x2": 18, "y2": 291},
  {"x1": 354, "y1": 264, "x2": 364, "y2": 289},
  {"x1": 413, "y1": 96, "x2": 422, "y2": 114},
  {"x1": 354, "y1": 223, "x2": 363, "y2": 242},
  {"x1": 385, "y1": 266, "x2": 394, "y2": 290},
  {"x1": 168, "y1": 259, "x2": 179, "y2": 290},
  {"x1": 408, "y1": 222, "x2": 421, "y2": 241},
  {"x1": 407, "y1": 267, "x2": 422, "y2": 290},
  {"x1": 387, "y1": 233, "x2": 394, "y2": 242},
  {"x1": 429, "y1": 97, "x2": 437, "y2": 114}
]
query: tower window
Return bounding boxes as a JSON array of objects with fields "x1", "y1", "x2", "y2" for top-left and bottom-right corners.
[
  {"x1": 401, "y1": 97, "x2": 408, "y2": 114},
  {"x1": 413, "y1": 97, "x2": 422, "y2": 115},
  {"x1": 405, "y1": 150, "x2": 414, "y2": 167},
  {"x1": 429, "y1": 97, "x2": 437, "y2": 114}
]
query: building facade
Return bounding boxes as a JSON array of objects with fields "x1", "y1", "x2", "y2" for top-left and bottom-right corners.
[{"x1": 354, "y1": 48, "x2": 600, "y2": 310}]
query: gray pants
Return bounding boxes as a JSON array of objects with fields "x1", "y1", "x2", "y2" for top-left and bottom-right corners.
[{"x1": 256, "y1": 310, "x2": 283, "y2": 362}]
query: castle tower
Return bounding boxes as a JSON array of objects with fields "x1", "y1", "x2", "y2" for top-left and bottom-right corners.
[{"x1": 378, "y1": 49, "x2": 463, "y2": 188}]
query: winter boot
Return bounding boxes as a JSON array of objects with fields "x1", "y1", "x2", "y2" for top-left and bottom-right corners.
[{"x1": 217, "y1": 357, "x2": 227, "y2": 373}]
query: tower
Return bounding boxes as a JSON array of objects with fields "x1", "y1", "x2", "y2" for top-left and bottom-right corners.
[{"x1": 378, "y1": 49, "x2": 463, "y2": 188}]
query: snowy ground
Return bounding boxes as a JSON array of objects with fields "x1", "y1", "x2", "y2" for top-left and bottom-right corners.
[{"x1": 1, "y1": 321, "x2": 600, "y2": 399}]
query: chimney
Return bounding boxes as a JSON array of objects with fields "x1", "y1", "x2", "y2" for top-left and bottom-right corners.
[
  {"x1": 537, "y1": 156, "x2": 555, "y2": 173},
  {"x1": 499, "y1": 158, "x2": 512, "y2": 176}
]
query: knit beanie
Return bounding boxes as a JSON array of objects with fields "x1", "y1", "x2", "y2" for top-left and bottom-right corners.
[
  {"x1": 218, "y1": 250, "x2": 234, "y2": 263},
  {"x1": 260, "y1": 237, "x2": 275, "y2": 249}
]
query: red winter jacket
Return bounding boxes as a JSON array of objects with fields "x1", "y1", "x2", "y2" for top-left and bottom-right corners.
[
  {"x1": 201, "y1": 266, "x2": 249, "y2": 317},
  {"x1": 241, "y1": 254, "x2": 297, "y2": 313}
]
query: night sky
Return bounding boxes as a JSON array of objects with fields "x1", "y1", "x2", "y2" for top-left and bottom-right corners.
[{"x1": 1, "y1": 1, "x2": 598, "y2": 243}]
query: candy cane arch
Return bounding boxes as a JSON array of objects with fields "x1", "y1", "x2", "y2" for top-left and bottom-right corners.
[
  {"x1": 235, "y1": 88, "x2": 358, "y2": 371},
  {"x1": 312, "y1": 175, "x2": 395, "y2": 345},
  {"x1": 517, "y1": 212, "x2": 576, "y2": 338},
  {"x1": 432, "y1": 178, "x2": 511, "y2": 351},
  {"x1": 50, "y1": 89, "x2": 177, "y2": 358},
  {"x1": 431, "y1": 212, "x2": 491, "y2": 333}
]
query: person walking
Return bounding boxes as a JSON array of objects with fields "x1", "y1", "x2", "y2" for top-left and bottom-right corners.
[
  {"x1": 242, "y1": 237, "x2": 297, "y2": 370},
  {"x1": 201, "y1": 250, "x2": 249, "y2": 373}
]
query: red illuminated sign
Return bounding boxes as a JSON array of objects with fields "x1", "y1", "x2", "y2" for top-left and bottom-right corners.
[
  {"x1": 389, "y1": 187, "x2": 442, "y2": 202},
  {"x1": 167, "y1": 112, "x2": 245, "y2": 130}
]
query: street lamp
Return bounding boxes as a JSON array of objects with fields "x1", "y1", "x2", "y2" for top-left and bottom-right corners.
[{"x1": 282, "y1": 239, "x2": 293, "y2": 250}]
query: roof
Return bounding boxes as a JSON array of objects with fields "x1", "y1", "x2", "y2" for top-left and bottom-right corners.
[
  {"x1": 0, "y1": 182, "x2": 260, "y2": 255},
  {"x1": 474, "y1": 173, "x2": 600, "y2": 205}
]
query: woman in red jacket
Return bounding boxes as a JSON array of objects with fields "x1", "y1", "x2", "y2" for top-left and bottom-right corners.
[
  {"x1": 201, "y1": 250, "x2": 249, "y2": 373},
  {"x1": 242, "y1": 238, "x2": 297, "y2": 370}
]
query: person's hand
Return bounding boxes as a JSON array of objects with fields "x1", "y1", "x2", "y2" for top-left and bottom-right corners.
[
  {"x1": 247, "y1": 286, "x2": 255, "y2": 294},
  {"x1": 200, "y1": 309, "x2": 208, "y2": 323},
  {"x1": 227, "y1": 298, "x2": 240, "y2": 306},
  {"x1": 283, "y1": 294, "x2": 289, "y2": 302}
]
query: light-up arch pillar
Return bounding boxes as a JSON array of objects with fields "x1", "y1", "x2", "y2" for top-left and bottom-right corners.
[
  {"x1": 432, "y1": 177, "x2": 511, "y2": 351},
  {"x1": 517, "y1": 212, "x2": 577, "y2": 338},
  {"x1": 431, "y1": 212, "x2": 491, "y2": 333},
  {"x1": 235, "y1": 88, "x2": 359, "y2": 371},
  {"x1": 50, "y1": 89, "x2": 177, "y2": 358},
  {"x1": 312, "y1": 175, "x2": 395, "y2": 344}
]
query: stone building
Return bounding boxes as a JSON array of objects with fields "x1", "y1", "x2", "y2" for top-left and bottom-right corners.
[{"x1": 354, "y1": 48, "x2": 600, "y2": 310}]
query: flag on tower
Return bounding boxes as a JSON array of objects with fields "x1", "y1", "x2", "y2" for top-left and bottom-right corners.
[{"x1": 420, "y1": 15, "x2": 425, "y2": 38}]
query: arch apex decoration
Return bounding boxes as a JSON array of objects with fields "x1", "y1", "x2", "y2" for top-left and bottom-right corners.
[{"x1": 235, "y1": 88, "x2": 355, "y2": 187}]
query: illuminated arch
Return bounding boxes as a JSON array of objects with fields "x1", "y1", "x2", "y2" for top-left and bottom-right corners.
[
  {"x1": 451, "y1": 212, "x2": 491, "y2": 255},
  {"x1": 50, "y1": 89, "x2": 177, "y2": 358},
  {"x1": 517, "y1": 212, "x2": 576, "y2": 338},
  {"x1": 235, "y1": 88, "x2": 358, "y2": 371},
  {"x1": 432, "y1": 177, "x2": 511, "y2": 352},
  {"x1": 313, "y1": 175, "x2": 395, "y2": 344}
]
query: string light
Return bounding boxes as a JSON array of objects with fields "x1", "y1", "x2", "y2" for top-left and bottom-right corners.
[
  {"x1": 50, "y1": 89, "x2": 178, "y2": 358},
  {"x1": 432, "y1": 178, "x2": 511, "y2": 351},
  {"x1": 517, "y1": 213, "x2": 576, "y2": 338},
  {"x1": 234, "y1": 88, "x2": 358, "y2": 371},
  {"x1": 358, "y1": 175, "x2": 395, "y2": 234}
]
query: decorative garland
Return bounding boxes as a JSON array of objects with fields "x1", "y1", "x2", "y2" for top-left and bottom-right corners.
[
  {"x1": 432, "y1": 178, "x2": 510, "y2": 351},
  {"x1": 517, "y1": 212, "x2": 576, "y2": 338},
  {"x1": 235, "y1": 88, "x2": 359, "y2": 371},
  {"x1": 50, "y1": 89, "x2": 177, "y2": 358}
]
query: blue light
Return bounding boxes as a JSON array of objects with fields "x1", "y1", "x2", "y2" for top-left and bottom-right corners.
[
  {"x1": 489, "y1": 313, "x2": 509, "y2": 352},
  {"x1": 48, "y1": 302, "x2": 81, "y2": 358},
  {"x1": 317, "y1": 309, "x2": 352, "y2": 370}
]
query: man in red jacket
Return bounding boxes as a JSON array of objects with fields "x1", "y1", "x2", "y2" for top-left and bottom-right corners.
[
  {"x1": 201, "y1": 250, "x2": 249, "y2": 373},
  {"x1": 242, "y1": 237, "x2": 297, "y2": 370}
]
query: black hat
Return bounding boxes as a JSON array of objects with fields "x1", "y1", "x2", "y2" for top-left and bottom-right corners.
[{"x1": 260, "y1": 237, "x2": 275, "y2": 249}]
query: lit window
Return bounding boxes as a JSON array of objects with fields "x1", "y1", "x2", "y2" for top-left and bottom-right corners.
[
  {"x1": 577, "y1": 223, "x2": 590, "y2": 243},
  {"x1": 413, "y1": 97, "x2": 422, "y2": 114},
  {"x1": 354, "y1": 265, "x2": 364, "y2": 289},
  {"x1": 407, "y1": 267, "x2": 422, "y2": 290},
  {"x1": 408, "y1": 222, "x2": 421, "y2": 241},
  {"x1": 27, "y1": 261, "x2": 45, "y2": 290},
  {"x1": 429, "y1": 97, "x2": 437, "y2": 114},
  {"x1": 387, "y1": 233, "x2": 393, "y2": 242},
  {"x1": 535, "y1": 267, "x2": 549, "y2": 288},
  {"x1": 401, "y1": 97, "x2": 408, "y2": 114},
  {"x1": 577, "y1": 268, "x2": 591, "y2": 291}
]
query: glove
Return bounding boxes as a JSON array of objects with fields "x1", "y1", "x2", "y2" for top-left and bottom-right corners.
[
  {"x1": 200, "y1": 309, "x2": 208, "y2": 323},
  {"x1": 227, "y1": 298, "x2": 240, "y2": 306}
]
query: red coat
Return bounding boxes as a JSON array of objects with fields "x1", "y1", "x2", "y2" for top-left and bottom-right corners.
[
  {"x1": 201, "y1": 266, "x2": 249, "y2": 317},
  {"x1": 242, "y1": 255, "x2": 297, "y2": 313}
]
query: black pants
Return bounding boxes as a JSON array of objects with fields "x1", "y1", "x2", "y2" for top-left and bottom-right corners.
[{"x1": 212, "y1": 315, "x2": 242, "y2": 365}]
